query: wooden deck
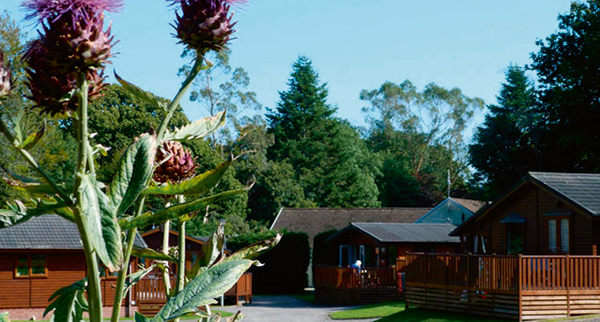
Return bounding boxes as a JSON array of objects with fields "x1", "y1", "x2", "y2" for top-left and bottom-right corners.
[
  {"x1": 136, "y1": 273, "x2": 252, "y2": 316},
  {"x1": 314, "y1": 266, "x2": 400, "y2": 305},
  {"x1": 405, "y1": 253, "x2": 600, "y2": 321}
]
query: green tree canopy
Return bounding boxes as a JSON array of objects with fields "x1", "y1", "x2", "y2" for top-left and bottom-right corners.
[{"x1": 266, "y1": 56, "x2": 380, "y2": 209}]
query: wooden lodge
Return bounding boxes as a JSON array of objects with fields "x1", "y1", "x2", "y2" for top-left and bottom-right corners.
[
  {"x1": 0, "y1": 215, "x2": 147, "y2": 320},
  {"x1": 405, "y1": 172, "x2": 600, "y2": 321},
  {"x1": 315, "y1": 222, "x2": 461, "y2": 305}
]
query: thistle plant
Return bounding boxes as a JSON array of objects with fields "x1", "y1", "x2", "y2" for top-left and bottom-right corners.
[{"x1": 0, "y1": 0, "x2": 279, "y2": 322}]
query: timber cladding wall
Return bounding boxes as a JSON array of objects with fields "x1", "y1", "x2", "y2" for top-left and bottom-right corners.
[
  {"x1": 521, "y1": 291, "x2": 600, "y2": 321},
  {"x1": 406, "y1": 286, "x2": 519, "y2": 320}
]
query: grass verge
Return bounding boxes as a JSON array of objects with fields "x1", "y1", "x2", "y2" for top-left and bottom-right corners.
[
  {"x1": 291, "y1": 292, "x2": 315, "y2": 304},
  {"x1": 375, "y1": 308, "x2": 512, "y2": 322},
  {"x1": 329, "y1": 301, "x2": 404, "y2": 320}
]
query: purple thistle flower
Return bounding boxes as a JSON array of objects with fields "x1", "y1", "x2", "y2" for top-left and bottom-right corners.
[
  {"x1": 169, "y1": 0, "x2": 245, "y2": 53},
  {"x1": 22, "y1": 0, "x2": 119, "y2": 116},
  {"x1": 153, "y1": 141, "x2": 198, "y2": 184},
  {"x1": 22, "y1": 0, "x2": 122, "y2": 24}
]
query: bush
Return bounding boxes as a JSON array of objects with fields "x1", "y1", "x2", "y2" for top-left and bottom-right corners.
[
  {"x1": 313, "y1": 229, "x2": 339, "y2": 267},
  {"x1": 228, "y1": 230, "x2": 310, "y2": 294}
]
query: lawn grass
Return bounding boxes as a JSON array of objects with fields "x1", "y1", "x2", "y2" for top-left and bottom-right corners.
[
  {"x1": 291, "y1": 292, "x2": 315, "y2": 304},
  {"x1": 375, "y1": 308, "x2": 513, "y2": 322},
  {"x1": 329, "y1": 301, "x2": 404, "y2": 320}
]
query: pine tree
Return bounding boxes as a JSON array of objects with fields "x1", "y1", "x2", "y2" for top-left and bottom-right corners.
[
  {"x1": 266, "y1": 56, "x2": 379, "y2": 208},
  {"x1": 469, "y1": 65, "x2": 543, "y2": 197}
]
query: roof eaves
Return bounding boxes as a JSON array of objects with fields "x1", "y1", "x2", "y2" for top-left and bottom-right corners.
[
  {"x1": 528, "y1": 172, "x2": 596, "y2": 217},
  {"x1": 415, "y1": 199, "x2": 448, "y2": 223},
  {"x1": 269, "y1": 207, "x2": 285, "y2": 230}
]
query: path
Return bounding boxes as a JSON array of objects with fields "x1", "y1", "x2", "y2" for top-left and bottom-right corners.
[{"x1": 218, "y1": 295, "x2": 378, "y2": 322}]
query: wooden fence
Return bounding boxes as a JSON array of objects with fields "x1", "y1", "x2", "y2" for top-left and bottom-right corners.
[
  {"x1": 405, "y1": 253, "x2": 600, "y2": 321},
  {"x1": 314, "y1": 266, "x2": 397, "y2": 289}
]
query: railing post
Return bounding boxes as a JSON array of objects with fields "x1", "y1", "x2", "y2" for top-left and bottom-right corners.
[
  {"x1": 492, "y1": 253, "x2": 496, "y2": 318},
  {"x1": 566, "y1": 254, "x2": 571, "y2": 317},
  {"x1": 518, "y1": 254, "x2": 523, "y2": 322},
  {"x1": 467, "y1": 253, "x2": 471, "y2": 314},
  {"x1": 445, "y1": 253, "x2": 450, "y2": 312}
]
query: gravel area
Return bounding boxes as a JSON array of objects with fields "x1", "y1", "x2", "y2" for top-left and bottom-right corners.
[{"x1": 218, "y1": 295, "x2": 378, "y2": 322}]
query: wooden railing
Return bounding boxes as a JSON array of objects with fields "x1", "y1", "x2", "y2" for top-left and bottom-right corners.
[
  {"x1": 314, "y1": 265, "x2": 397, "y2": 289},
  {"x1": 406, "y1": 253, "x2": 600, "y2": 293},
  {"x1": 137, "y1": 277, "x2": 177, "y2": 302},
  {"x1": 521, "y1": 255, "x2": 600, "y2": 292},
  {"x1": 396, "y1": 257, "x2": 407, "y2": 273},
  {"x1": 405, "y1": 253, "x2": 519, "y2": 293}
]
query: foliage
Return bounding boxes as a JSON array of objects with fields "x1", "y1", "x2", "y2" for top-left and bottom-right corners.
[
  {"x1": 229, "y1": 230, "x2": 310, "y2": 294},
  {"x1": 361, "y1": 80, "x2": 483, "y2": 205},
  {"x1": 267, "y1": 56, "x2": 380, "y2": 208},
  {"x1": 530, "y1": 0, "x2": 600, "y2": 172},
  {"x1": 469, "y1": 66, "x2": 542, "y2": 198},
  {"x1": 312, "y1": 229, "x2": 338, "y2": 267}
]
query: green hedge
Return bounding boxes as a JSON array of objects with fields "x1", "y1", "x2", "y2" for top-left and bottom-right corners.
[
  {"x1": 228, "y1": 230, "x2": 310, "y2": 294},
  {"x1": 313, "y1": 229, "x2": 339, "y2": 267}
]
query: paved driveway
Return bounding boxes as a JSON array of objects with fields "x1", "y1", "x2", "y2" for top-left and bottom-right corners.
[{"x1": 219, "y1": 295, "x2": 378, "y2": 322}]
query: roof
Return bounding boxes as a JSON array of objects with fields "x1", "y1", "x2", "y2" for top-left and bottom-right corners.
[
  {"x1": 452, "y1": 198, "x2": 486, "y2": 213},
  {"x1": 0, "y1": 215, "x2": 147, "y2": 250},
  {"x1": 452, "y1": 172, "x2": 600, "y2": 236},
  {"x1": 141, "y1": 227, "x2": 209, "y2": 245},
  {"x1": 529, "y1": 172, "x2": 600, "y2": 215},
  {"x1": 415, "y1": 197, "x2": 483, "y2": 226},
  {"x1": 328, "y1": 222, "x2": 459, "y2": 243},
  {"x1": 270, "y1": 207, "x2": 431, "y2": 246}
]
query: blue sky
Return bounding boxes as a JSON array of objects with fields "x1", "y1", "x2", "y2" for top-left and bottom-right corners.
[{"x1": 3, "y1": 0, "x2": 572, "y2": 140}]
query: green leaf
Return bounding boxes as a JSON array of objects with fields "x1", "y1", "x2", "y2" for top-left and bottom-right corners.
[
  {"x1": 44, "y1": 278, "x2": 88, "y2": 322},
  {"x1": 115, "y1": 72, "x2": 167, "y2": 111},
  {"x1": 0, "y1": 312, "x2": 10, "y2": 322},
  {"x1": 123, "y1": 265, "x2": 156, "y2": 297},
  {"x1": 108, "y1": 132, "x2": 158, "y2": 217},
  {"x1": 187, "y1": 224, "x2": 224, "y2": 281},
  {"x1": 143, "y1": 159, "x2": 232, "y2": 196},
  {"x1": 79, "y1": 175, "x2": 123, "y2": 271},
  {"x1": 226, "y1": 233, "x2": 282, "y2": 262},
  {"x1": 131, "y1": 247, "x2": 177, "y2": 262},
  {"x1": 163, "y1": 111, "x2": 226, "y2": 142},
  {"x1": 0, "y1": 199, "x2": 71, "y2": 229},
  {"x1": 120, "y1": 187, "x2": 250, "y2": 230},
  {"x1": 19, "y1": 120, "x2": 45, "y2": 150},
  {"x1": 135, "y1": 312, "x2": 150, "y2": 322},
  {"x1": 150, "y1": 259, "x2": 254, "y2": 322}
]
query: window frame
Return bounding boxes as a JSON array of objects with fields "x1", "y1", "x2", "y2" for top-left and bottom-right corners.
[
  {"x1": 546, "y1": 215, "x2": 571, "y2": 254},
  {"x1": 14, "y1": 254, "x2": 48, "y2": 279}
]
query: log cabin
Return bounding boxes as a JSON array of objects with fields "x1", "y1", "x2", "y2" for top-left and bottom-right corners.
[
  {"x1": 405, "y1": 172, "x2": 600, "y2": 321},
  {"x1": 0, "y1": 214, "x2": 147, "y2": 320}
]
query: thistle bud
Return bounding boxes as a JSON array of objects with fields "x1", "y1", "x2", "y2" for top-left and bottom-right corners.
[
  {"x1": 22, "y1": 0, "x2": 121, "y2": 116},
  {"x1": 0, "y1": 52, "x2": 12, "y2": 98},
  {"x1": 154, "y1": 141, "x2": 197, "y2": 184},
  {"x1": 170, "y1": 0, "x2": 245, "y2": 53}
]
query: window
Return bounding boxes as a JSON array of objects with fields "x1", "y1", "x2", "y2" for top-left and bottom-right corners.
[
  {"x1": 548, "y1": 217, "x2": 570, "y2": 254},
  {"x1": 99, "y1": 263, "x2": 118, "y2": 279},
  {"x1": 15, "y1": 254, "x2": 47, "y2": 278}
]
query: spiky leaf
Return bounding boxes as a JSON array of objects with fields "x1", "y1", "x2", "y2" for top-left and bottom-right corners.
[
  {"x1": 0, "y1": 312, "x2": 10, "y2": 322},
  {"x1": 131, "y1": 247, "x2": 176, "y2": 262},
  {"x1": 163, "y1": 111, "x2": 226, "y2": 142},
  {"x1": 143, "y1": 159, "x2": 232, "y2": 196},
  {"x1": 79, "y1": 175, "x2": 123, "y2": 271},
  {"x1": 108, "y1": 132, "x2": 157, "y2": 218},
  {"x1": 44, "y1": 278, "x2": 88, "y2": 322},
  {"x1": 123, "y1": 265, "x2": 156, "y2": 297},
  {"x1": 115, "y1": 72, "x2": 167, "y2": 111},
  {"x1": 19, "y1": 120, "x2": 45, "y2": 150},
  {"x1": 150, "y1": 259, "x2": 254, "y2": 322},
  {"x1": 120, "y1": 187, "x2": 249, "y2": 230},
  {"x1": 187, "y1": 224, "x2": 224, "y2": 281},
  {"x1": 0, "y1": 199, "x2": 72, "y2": 229},
  {"x1": 227, "y1": 233, "x2": 282, "y2": 262}
]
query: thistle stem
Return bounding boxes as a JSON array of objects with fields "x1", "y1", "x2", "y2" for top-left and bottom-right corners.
[
  {"x1": 110, "y1": 197, "x2": 145, "y2": 322},
  {"x1": 162, "y1": 217, "x2": 172, "y2": 298},
  {"x1": 73, "y1": 76, "x2": 103, "y2": 322},
  {"x1": 156, "y1": 53, "x2": 205, "y2": 141},
  {"x1": 0, "y1": 117, "x2": 72, "y2": 205},
  {"x1": 175, "y1": 195, "x2": 186, "y2": 322}
]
